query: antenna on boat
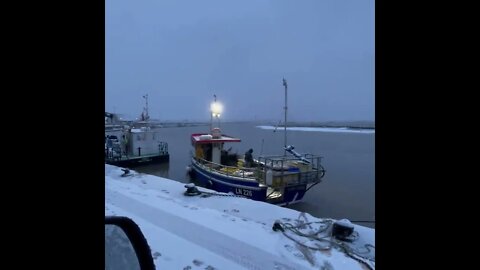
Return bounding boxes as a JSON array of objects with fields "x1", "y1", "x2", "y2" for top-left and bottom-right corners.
[
  {"x1": 210, "y1": 94, "x2": 215, "y2": 132},
  {"x1": 260, "y1": 138, "x2": 264, "y2": 156},
  {"x1": 283, "y1": 78, "x2": 288, "y2": 156}
]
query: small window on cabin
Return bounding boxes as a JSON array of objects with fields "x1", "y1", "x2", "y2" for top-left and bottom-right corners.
[{"x1": 137, "y1": 135, "x2": 141, "y2": 141}]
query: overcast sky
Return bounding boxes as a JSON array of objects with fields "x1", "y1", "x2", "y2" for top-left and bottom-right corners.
[{"x1": 106, "y1": 0, "x2": 374, "y2": 122}]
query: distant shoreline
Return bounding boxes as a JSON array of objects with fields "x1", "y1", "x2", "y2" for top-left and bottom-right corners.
[
  {"x1": 256, "y1": 125, "x2": 375, "y2": 134},
  {"x1": 107, "y1": 120, "x2": 375, "y2": 129},
  {"x1": 283, "y1": 123, "x2": 375, "y2": 130}
]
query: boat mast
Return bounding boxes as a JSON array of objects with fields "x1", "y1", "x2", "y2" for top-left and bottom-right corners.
[
  {"x1": 210, "y1": 94, "x2": 216, "y2": 132},
  {"x1": 283, "y1": 78, "x2": 288, "y2": 156},
  {"x1": 142, "y1": 94, "x2": 149, "y2": 121}
]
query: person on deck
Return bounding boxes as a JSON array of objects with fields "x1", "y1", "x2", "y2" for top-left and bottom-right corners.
[{"x1": 244, "y1": 148, "x2": 254, "y2": 167}]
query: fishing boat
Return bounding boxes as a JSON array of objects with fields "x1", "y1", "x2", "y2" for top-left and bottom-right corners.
[
  {"x1": 188, "y1": 80, "x2": 326, "y2": 205},
  {"x1": 105, "y1": 94, "x2": 169, "y2": 166}
]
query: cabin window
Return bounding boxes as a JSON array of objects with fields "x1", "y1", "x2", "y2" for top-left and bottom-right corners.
[{"x1": 137, "y1": 135, "x2": 141, "y2": 141}]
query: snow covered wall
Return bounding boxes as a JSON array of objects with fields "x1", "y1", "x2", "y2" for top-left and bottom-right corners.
[{"x1": 105, "y1": 165, "x2": 375, "y2": 269}]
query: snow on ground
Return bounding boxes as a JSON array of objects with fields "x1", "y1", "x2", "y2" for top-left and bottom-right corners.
[
  {"x1": 256, "y1": 126, "x2": 375, "y2": 134},
  {"x1": 105, "y1": 165, "x2": 375, "y2": 269}
]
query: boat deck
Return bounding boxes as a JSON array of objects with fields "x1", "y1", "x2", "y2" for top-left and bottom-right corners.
[{"x1": 105, "y1": 153, "x2": 169, "y2": 167}]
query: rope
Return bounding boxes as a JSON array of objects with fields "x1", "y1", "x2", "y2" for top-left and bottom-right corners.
[
  {"x1": 274, "y1": 220, "x2": 375, "y2": 270},
  {"x1": 198, "y1": 190, "x2": 247, "y2": 198}
]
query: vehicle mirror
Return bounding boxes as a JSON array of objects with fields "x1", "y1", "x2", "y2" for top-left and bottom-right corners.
[{"x1": 105, "y1": 216, "x2": 155, "y2": 270}]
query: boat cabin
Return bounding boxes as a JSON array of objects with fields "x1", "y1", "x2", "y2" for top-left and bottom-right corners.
[
  {"x1": 129, "y1": 127, "x2": 168, "y2": 156},
  {"x1": 191, "y1": 128, "x2": 241, "y2": 166}
]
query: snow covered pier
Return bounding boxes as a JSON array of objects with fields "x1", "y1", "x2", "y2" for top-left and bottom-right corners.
[{"x1": 105, "y1": 165, "x2": 375, "y2": 270}]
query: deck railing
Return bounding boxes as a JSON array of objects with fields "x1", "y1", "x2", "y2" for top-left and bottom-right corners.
[
  {"x1": 256, "y1": 154, "x2": 325, "y2": 186},
  {"x1": 158, "y1": 142, "x2": 169, "y2": 155},
  {"x1": 193, "y1": 153, "x2": 325, "y2": 186},
  {"x1": 193, "y1": 157, "x2": 258, "y2": 180}
]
